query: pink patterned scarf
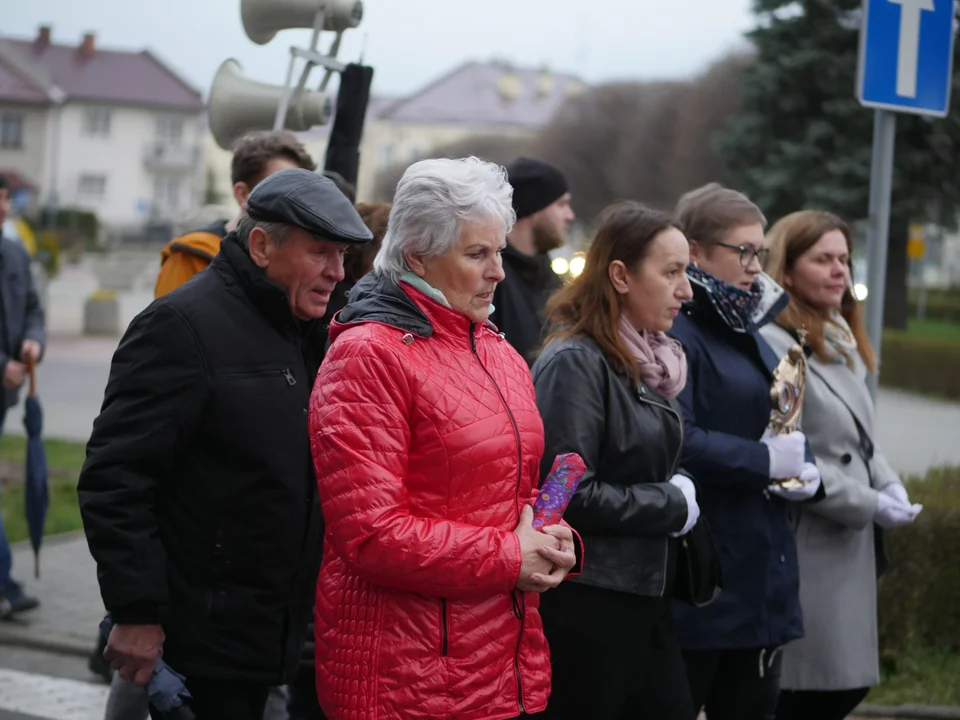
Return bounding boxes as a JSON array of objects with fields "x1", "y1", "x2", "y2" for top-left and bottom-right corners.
[{"x1": 617, "y1": 315, "x2": 688, "y2": 399}]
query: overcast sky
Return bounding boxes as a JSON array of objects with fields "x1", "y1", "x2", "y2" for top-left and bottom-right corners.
[{"x1": 6, "y1": 0, "x2": 755, "y2": 99}]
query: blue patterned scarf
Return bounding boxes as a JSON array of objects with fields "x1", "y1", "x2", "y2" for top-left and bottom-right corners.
[{"x1": 686, "y1": 266, "x2": 778, "y2": 332}]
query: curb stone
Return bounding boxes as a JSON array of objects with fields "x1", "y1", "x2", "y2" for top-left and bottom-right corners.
[{"x1": 855, "y1": 704, "x2": 960, "y2": 719}]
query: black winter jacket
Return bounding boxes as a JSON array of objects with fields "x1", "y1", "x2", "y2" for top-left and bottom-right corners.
[
  {"x1": 490, "y1": 244, "x2": 561, "y2": 366},
  {"x1": 78, "y1": 233, "x2": 326, "y2": 684},
  {"x1": 532, "y1": 334, "x2": 689, "y2": 597},
  {"x1": 669, "y1": 275, "x2": 813, "y2": 651}
]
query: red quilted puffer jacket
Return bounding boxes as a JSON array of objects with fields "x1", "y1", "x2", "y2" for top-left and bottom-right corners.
[{"x1": 309, "y1": 274, "x2": 551, "y2": 720}]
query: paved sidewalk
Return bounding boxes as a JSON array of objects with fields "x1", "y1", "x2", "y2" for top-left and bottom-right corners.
[
  {"x1": 0, "y1": 536, "x2": 109, "y2": 719},
  {"x1": 0, "y1": 669, "x2": 107, "y2": 720},
  {"x1": 0, "y1": 533, "x2": 102, "y2": 657}
]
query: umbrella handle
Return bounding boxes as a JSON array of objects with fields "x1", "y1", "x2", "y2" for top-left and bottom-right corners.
[{"x1": 27, "y1": 357, "x2": 36, "y2": 397}]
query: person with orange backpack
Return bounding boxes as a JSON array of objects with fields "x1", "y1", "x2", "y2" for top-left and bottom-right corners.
[{"x1": 154, "y1": 130, "x2": 324, "y2": 298}]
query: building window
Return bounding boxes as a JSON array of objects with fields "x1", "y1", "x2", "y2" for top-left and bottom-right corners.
[
  {"x1": 156, "y1": 116, "x2": 184, "y2": 145},
  {"x1": 153, "y1": 176, "x2": 180, "y2": 210},
  {"x1": 83, "y1": 108, "x2": 112, "y2": 138},
  {"x1": 0, "y1": 113, "x2": 24, "y2": 149},
  {"x1": 78, "y1": 173, "x2": 107, "y2": 200},
  {"x1": 378, "y1": 143, "x2": 394, "y2": 170}
]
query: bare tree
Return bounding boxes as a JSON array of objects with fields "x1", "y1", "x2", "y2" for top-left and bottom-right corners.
[
  {"x1": 667, "y1": 51, "x2": 753, "y2": 202},
  {"x1": 533, "y1": 52, "x2": 752, "y2": 223},
  {"x1": 370, "y1": 51, "x2": 752, "y2": 223},
  {"x1": 372, "y1": 133, "x2": 535, "y2": 201}
]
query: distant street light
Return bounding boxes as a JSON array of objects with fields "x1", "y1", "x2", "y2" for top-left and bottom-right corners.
[
  {"x1": 854, "y1": 283, "x2": 869, "y2": 301},
  {"x1": 569, "y1": 255, "x2": 586, "y2": 277},
  {"x1": 551, "y1": 257, "x2": 570, "y2": 276}
]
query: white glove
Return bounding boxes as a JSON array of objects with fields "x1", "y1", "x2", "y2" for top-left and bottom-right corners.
[
  {"x1": 881, "y1": 482, "x2": 910, "y2": 506},
  {"x1": 768, "y1": 462, "x2": 821, "y2": 502},
  {"x1": 669, "y1": 474, "x2": 700, "y2": 537},
  {"x1": 761, "y1": 430, "x2": 807, "y2": 480},
  {"x1": 875, "y1": 491, "x2": 923, "y2": 529}
]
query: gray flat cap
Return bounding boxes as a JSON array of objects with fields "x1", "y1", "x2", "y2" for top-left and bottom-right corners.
[{"x1": 246, "y1": 168, "x2": 373, "y2": 244}]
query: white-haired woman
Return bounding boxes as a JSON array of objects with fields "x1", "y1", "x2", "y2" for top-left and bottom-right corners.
[{"x1": 309, "y1": 157, "x2": 580, "y2": 720}]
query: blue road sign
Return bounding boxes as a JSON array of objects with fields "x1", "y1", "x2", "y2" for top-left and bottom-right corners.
[{"x1": 857, "y1": 0, "x2": 956, "y2": 117}]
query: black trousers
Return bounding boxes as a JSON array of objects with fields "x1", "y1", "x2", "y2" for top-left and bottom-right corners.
[
  {"x1": 537, "y1": 582, "x2": 696, "y2": 720},
  {"x1": 776, "y1": 688, "x2": 870, "y2": 720},
  {"x1": 683, "y1": 647, "x2": 783, "y2": 720},
  {"x1": 150, "y1": 677, "x2": 270, "y2": 720},
  {"x1": 287, "y1": 663, "x2": 328, "y2": 720}
]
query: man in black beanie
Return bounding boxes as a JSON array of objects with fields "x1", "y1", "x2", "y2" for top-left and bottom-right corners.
[{"x1": 491, "y1": 157, "x2": 575, "y2": 365}]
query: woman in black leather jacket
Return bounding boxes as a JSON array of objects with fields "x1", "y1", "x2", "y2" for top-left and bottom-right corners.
[{"x1": 532, "y1": 202, "x2": 701, "y2": 719}]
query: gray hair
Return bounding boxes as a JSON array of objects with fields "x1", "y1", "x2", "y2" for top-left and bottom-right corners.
[
  {"x1": 235, "y1": 216, "x2": 292, "y2": 249},
  {"x1": 374, "y1": 156, "x2": 516, "y2": 280}
]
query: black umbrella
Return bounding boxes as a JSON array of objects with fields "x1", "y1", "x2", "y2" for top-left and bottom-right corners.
[{"x1": 22, "y1": 358, "x2": 48, "y2": 578}]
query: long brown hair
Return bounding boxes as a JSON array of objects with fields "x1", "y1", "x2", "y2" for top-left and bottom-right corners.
[
  {"x1": 763, "y1": 210, "x2": 875, "y2": 372},
  {"x1": 544, "y1": 201, "x2": 681, "y2": 383}
]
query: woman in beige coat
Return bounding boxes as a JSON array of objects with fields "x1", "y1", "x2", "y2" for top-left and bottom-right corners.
[{"x1": 760, "y1": 210, "x2": 922, "y2": 720}]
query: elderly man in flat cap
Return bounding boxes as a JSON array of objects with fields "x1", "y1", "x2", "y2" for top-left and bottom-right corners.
[
  {"x1": 491, "y1": 157, "x2": 576, "y2": 365},
  {"x1": 78, "y1": 168, "x2": 373, "y2": 719}
]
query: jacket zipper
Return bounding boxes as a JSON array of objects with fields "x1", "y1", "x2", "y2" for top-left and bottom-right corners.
[
  {"x1": 469, "y1": 324, "x2": 525, "y2": 715},
  {"x1": 440, "y1": 598, "x2": 449, "y2": 656},
  {"x1": 638, "y1": 388, "x2": 685, "y2": 597}
]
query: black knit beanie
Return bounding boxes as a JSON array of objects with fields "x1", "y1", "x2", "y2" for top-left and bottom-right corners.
[{"x1": 506, "y1": 157, "x2": 569, "y2": 219}]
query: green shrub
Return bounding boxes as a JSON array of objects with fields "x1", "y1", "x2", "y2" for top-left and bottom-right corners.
[
  {"x1": 907, "y1": 297, "x2": 960, "y2": 323},
  {"x1": 877, "y1": 466, "x2": 960, "y2": 666},
  {"x1": 908, "y1": 287, "x2": 960, "y2": 323},
  {"x1": 878, "y1": 331, "x2": 960, "y2": 400}
]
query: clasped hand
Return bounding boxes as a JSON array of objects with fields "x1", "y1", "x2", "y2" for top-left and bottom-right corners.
[{"x1": 514, "y1": 504, "x2": 576, "y2": 593}]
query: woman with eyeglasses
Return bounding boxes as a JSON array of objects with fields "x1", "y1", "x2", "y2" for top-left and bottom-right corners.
[{"x1": 668, "y1": 183, "x2": 822, "y2": 720}]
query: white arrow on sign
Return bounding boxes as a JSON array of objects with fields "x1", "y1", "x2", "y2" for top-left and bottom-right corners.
[{"x1": 889, "y1": 0, "x2": 936, "y2": 98}]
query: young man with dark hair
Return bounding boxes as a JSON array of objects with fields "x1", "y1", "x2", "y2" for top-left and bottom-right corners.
[{"x1": 154, "y1": 130, "x2": 321, "y2": 297}]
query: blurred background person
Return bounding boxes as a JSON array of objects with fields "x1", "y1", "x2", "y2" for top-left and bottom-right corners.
[
  {"x1": 669, "y1": 183, "x2": 822, "y2": 720},
  {"x1": 492, "y1": 157, "x2": 575, "y2": 365},
  {"x1": 761, "y1": 210, "x2": 922, "y2": 720},
  {"x1": 310, "y1": 157, "x2": 577, "y2": 720},
  {"x1": 532, "y1": 201, "x2": 701, "y2": 719},
  {"x1": 0, "y1": 172, "x2": 45, "y2": 620}
]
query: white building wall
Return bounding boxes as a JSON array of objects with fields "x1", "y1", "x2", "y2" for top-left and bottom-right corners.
[
  {"x1": 0, "y1": 102, "x2": 50, "y2": 200},
  {"x1": 52, "y1": 103, "x2": 205, "y2": 230}
]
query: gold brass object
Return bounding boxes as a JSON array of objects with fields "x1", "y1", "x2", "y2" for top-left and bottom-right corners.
[{"x1": 768, "y1": 329, "x2": 808, "y2": 490}]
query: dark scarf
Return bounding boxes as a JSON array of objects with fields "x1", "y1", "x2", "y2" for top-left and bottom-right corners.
[{"x1": 686, "y1": 265, "x2": 765, "y2": 332}]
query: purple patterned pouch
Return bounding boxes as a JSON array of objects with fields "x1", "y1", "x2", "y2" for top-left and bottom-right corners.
[{"x1": 532, "y1": 453, "x2": 587, "y2": 530}]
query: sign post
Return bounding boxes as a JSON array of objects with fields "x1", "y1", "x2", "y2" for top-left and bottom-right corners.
[{"x1": 856, "y1": 0, "x2": 955, "y2": 400}]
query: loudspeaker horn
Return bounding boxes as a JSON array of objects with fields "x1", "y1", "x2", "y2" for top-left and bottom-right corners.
[
  {"x1": 208, "y1": 59, "x2": 332, "y2": 150},
  {"x1": 241, "y1": 0, "x2": 363, "y2": 46}
]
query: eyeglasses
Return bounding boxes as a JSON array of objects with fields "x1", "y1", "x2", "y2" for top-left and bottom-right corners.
[{"x1": 712, "y1": 241, "x2": 770, "y2": 268}]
